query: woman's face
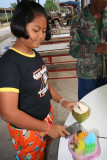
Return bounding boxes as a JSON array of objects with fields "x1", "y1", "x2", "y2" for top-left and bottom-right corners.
[{"x1": 25, "y1": 15, "x2": 47, "y2": 48}]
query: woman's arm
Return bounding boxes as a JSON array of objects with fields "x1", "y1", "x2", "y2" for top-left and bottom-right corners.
[
  {"x1": 48, "y1": 84, "x2": 63, "y2": 103},
  {"x1": 48, "y1": 84, "x2": 77, "y2": 110},
  {"x1": 0, "y1": 92, "x2": 70, "y2": 139},
  {"x1": 0, "y1": 92, "x2": 48, "y2": 132}
]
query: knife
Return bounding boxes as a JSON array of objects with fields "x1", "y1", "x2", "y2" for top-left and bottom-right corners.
[
  {"x1": 43, "y1": 122, "x2": 85, "y2": 140},
  {"x1": 65, "y1": 122, "x2": 85, "y2": 139}
]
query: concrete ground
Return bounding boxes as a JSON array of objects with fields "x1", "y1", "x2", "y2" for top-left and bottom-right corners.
[
  {"x1": 0, "y1": 29, "x2": 78, "y2": 160},
  {"x1": 0, "y1": 24, "x2": 12, "y2": 43}
]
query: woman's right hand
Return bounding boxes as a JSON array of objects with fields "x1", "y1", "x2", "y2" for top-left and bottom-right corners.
[{"x1": 47, "y1": 123, "x2": 70, "y2": 139}]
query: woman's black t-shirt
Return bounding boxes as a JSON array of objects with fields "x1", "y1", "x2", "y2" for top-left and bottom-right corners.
[{"x1": 0, "y1": 47, "x2": 51, "y2": 120}]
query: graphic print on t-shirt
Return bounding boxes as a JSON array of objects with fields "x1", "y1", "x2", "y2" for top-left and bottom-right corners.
[{"x1": 33, "y1": 65, "x2": 48, "y2": 97}]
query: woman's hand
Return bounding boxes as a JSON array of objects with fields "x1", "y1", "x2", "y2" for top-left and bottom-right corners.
[
  {"x1": 61, "y1": 100, "x2": 77, "y2": 111},
  {"x1": 47, "y1": 123, "x2": 70, "y2": 139}
]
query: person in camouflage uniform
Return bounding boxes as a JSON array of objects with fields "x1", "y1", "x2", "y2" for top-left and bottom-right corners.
[{"x1": 70, "y1": 0, "x2": 107, "y2": 100}]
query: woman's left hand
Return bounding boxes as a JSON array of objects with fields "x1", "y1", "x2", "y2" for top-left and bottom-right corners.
[{"x1": 61, "y1": 100, "x2": 77, "y2": 111}]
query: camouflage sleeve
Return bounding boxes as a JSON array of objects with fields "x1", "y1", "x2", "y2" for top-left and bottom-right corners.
[{"x1": 69, "y1": 17, "x2": 96, "y2": 58}]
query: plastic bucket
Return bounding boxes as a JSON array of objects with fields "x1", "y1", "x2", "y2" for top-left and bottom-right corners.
[{"x1": 68, "y1": 134, "x2": 100, "y2": 160}]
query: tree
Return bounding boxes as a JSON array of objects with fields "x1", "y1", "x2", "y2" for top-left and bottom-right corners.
[
  {"x1": 44, "y1": 0, "x2": 58, "y2": 15},
  {"x1": 10, "y1": 2, "x2": 17, "y2": 9}
]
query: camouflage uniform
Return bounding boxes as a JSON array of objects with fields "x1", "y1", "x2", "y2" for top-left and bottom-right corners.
[{"x1": 70, "y1": 5, "x2": 107, "y2": 79}]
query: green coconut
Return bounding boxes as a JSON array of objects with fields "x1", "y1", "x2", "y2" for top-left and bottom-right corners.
[{"x1": 72, "y1": 103, "x2": 90, "y2": 123}]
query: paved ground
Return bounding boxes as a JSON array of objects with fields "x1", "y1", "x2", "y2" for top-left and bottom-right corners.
[
  {"x1": 0, "y1": 24, "x2": 12, "y2": 43},
  {"x1": 0, "y1": 26, "x2": 78, "y2": 160},
  {"x1": 0, "y1": 25, "x2": 11, "y2": 37}
]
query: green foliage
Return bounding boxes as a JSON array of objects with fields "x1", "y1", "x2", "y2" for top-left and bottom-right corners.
[
  {"x1": 10, "y1": 2, "x2": 17, "y2": 9},
  {"x1": 44, "y1": 0, "x2": 58, "y2": 15}
]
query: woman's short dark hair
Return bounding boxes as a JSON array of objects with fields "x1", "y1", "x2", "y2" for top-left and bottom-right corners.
[{"x1": 11, "y1": 1, "x2": 51, "y2": 41}]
